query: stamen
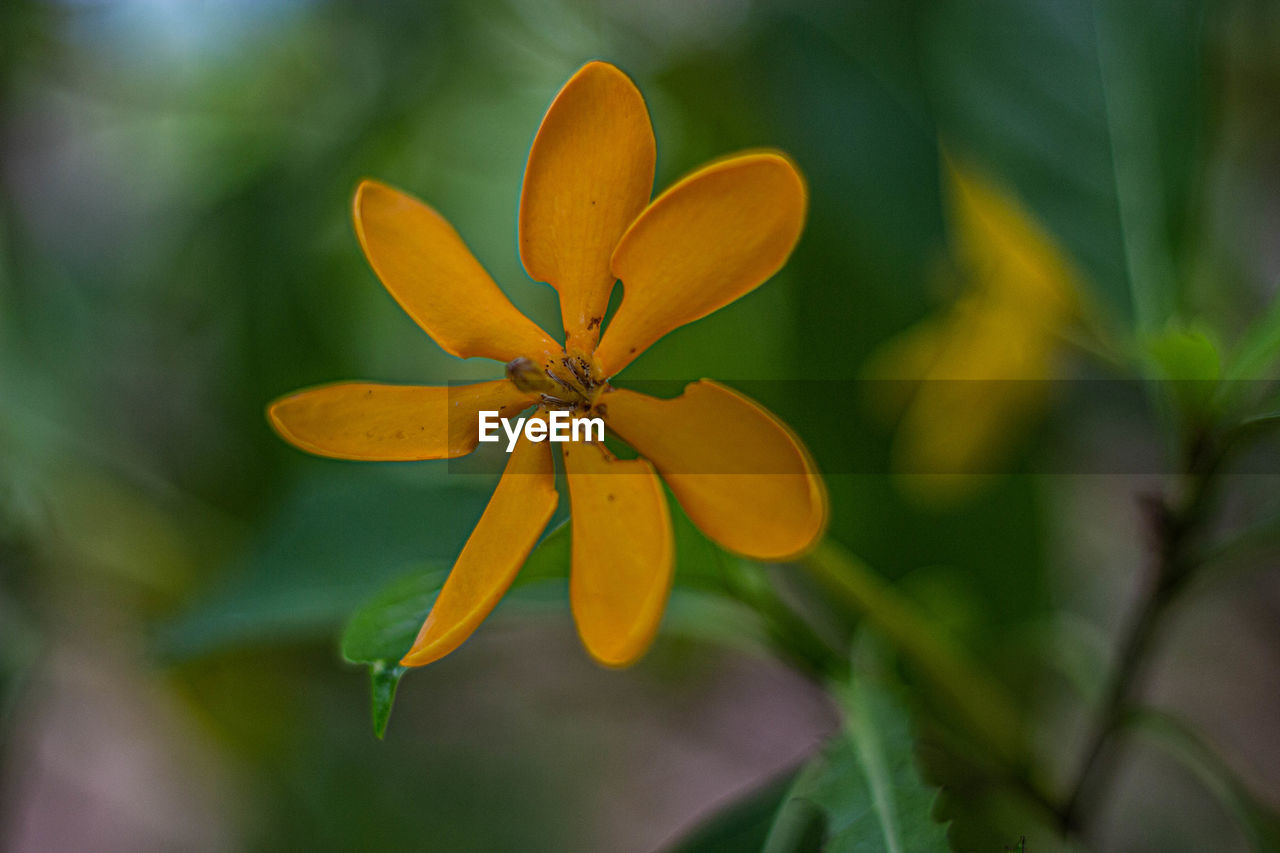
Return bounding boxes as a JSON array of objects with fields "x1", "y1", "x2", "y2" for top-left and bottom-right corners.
[
  {"x1": 538, "y1": 393, "x2": 577, "y2": 408},
  {"x1": 509, "y1": 352, "x2": 605, "y2": 411},
  {"x1": 543, "y1": 367, "x2": 577, "y2": 394},
  {"x1": 564, "y1": 356, "x2": 593, "y2": 388}
]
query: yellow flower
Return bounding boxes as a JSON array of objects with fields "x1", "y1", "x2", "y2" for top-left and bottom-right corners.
[
  {"x1": 865, "y1": 159, "x2": 1078, "y2": 504},
  {"x1": 267, "y1": 62, "x2": 827, "y2": 668}
]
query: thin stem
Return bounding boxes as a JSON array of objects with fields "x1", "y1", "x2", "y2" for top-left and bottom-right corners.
[
  {"x1": 796, "y1": 415, "x2": 1254, "y2": 838},
  {"x1": 1058, "y1": 430, "x2": 1219, "y2": 833},
  {"x1": 799, "y1": 541, "x2": 1069, "y2": 818},
  {"x1": 717, "y1": 550, "x2": 848, "y2": 682},
  {"x1": 799, "y1": 540, "x2": 1025, "y2": 767},
  {"x1": 1058, "y1": 567, "x2": 1171, "y2": 831}
]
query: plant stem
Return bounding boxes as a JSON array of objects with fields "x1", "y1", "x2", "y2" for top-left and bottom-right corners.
[
  {"x1": 718, "y1": 550, "x2": 849, "y2": 682},
  {"x1": 1058, "y1": 562, "x2": 1171, "y2": 832},
  {"x1": 1058, "y1": 428, "x2": 1220, "y2": 833},
  {"x1": 799, "y1": 539, "x2": 1025, "y2": 767}
]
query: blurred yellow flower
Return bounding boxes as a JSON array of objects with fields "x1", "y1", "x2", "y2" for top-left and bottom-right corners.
[
  {"x1": 865, "y1": 161, "x2": 1078, "y2": 504},
  {"x1": 267, "y1": 62, "x2": 827, "y2": 668}
]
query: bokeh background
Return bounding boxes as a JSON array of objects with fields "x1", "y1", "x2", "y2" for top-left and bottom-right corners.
[{"x1": 2, "y1": 0, "x2": 1279, "y2": 850}]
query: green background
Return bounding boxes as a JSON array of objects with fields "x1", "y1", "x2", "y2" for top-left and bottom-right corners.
[{"x1": 2, "y1": 0, "x2": 1278, "y2": 850}]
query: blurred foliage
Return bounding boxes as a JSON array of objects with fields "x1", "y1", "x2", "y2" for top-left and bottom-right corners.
[
  {"x1": 3, "y1": 0, "x2": 1280, "y2": 851},
  {"x1": 762, "y1": 650, "x2": 951, "y2": 853}
]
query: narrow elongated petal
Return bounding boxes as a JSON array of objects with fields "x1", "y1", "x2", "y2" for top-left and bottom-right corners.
[
  {"x1": 268, "y1": 380, "x2": 534, "y2": 461},
  {"x1": 594, "y1": 153, "x2": 806, "y2": 375},
  {"x1": 520, "y1": 61, "x2": 655, "y2": 352},
  {"x1": 602, "y1": 381, "x2": 826, "y2": 559},
  {"x1": 890, "y1": 300, "x2": 1054, "y2": 502},
  {"x1": 354, "y1": 180, "x2": 559, "y2": 363},
  {"x1": 946, "y1": 162, "x2": 1076, "y2": 317},
  {"x1": 563, "y1": 441, "x2": 673, "y2": 667},
  {"x1": 401, "y1": 426, "x2": 558, "y2": 667},
  {"x1": 861, "y1": 161, "x2": 1079, "y2": 505}
]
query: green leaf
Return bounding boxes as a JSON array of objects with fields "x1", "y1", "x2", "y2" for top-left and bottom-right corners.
[
  {"x1": 764, "y1": 676, "x2": 949, "y2": 853},
  {"x1": 1144, "y1": 326, "x2": 1223, "y2": 421},
  {"x1": 663, "y1": 771, "x2": 803, "y2": 853},
  {"x1": 340, "y1": 566, "x2": 449, "y2": 666},
  {"x1": 794, "y1": 544, "x2": 1076, "y2": 850},
  {"x1": 800, "y1": 540, "x2": 1024, "y2": 765},
  {"x1": 339, "y1": 517, "x2": 573, "y2": 673},
  {"x1": 669, "y1": 490, "x2": 734, "y2": 593},
  {"x1": 1220, "y1": 294, "x2": 1280, "y2": 414},
  {"x1": 1145, "y1": 327, "x2": 1222, "y2": 382},
  {"x1": 338, "y1": 521, "x2": 569, "y2": 737},
  {"x1": 339, "y1": 483, "x2": 838, "y2": 738},
  {"x1": 667, "y1": 497, "x2": 844, "y2": 677},
  {"x1": 928, "y1": 0, "x2": 1209, "y2": 330},
  {"x1": 336, "y1": 494, "x2": 775, "y2": 738},
  {"x1": 1224, "y1": 293, "x2": 1280, "y2": 383},
  {"x1": 369, "y1": 662, "x2": 406, "y2": 740},
  {"x1": 513, "y1": 516, "x2": 572, "y2": 585},
  {"x1": 154, "y1": 469, "x2": 491, "y2": 661}
]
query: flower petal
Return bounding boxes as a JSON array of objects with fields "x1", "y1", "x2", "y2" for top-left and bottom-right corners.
[
  {"x1": 891, "y1": 301, "x2": 1054, "y2": 500},
  {"x1": 601, "y1": 381, "x2": 826, "y2": 560},
  {"x1": 354, "y1": 179, "x2": 560, "y2": 363},
  {"x1": 945, "y1": 161, "x2": 1077, "y2": 318},
  {"x1": 594, "y1": 152, "x2": 807, "y2": 375},
  {"x1": 520, "y1": 61, "x2": 655, "y2": 352},
  {"x1": 401, "y1": 425, "x2": 558, "y2": 667},
  {"x1": 267, "y1": 380, "x2": 535, "y2": 461},
  {"x1": 562, "y1": 441, "x2": 673, "y2": 667}
]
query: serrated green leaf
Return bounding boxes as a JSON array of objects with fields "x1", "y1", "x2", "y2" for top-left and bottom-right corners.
[
  {"x1": 801, "y1": 540, "x2": 1024, "y2": 764},
  {"x1": 764, "y1": 677, "x2": 949, "y2": 853}
]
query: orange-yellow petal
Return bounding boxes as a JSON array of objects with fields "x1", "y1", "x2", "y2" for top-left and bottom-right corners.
[
  {"x1": 562, "y1": 440, "x2": 673, "y2": 667},
  {"x1": 892, "y1": 300, "x2": 1054, "y2": 479},
  {"x1": 945, "y1": 161, "x2": 1077, "y2": 318},
  {"x1": 859, "y1": 311, "x2": 951, "y2": 423},
  {"x1": 519, "y1": 61, "x2": 655, "y2": 352},
  {"x1": 268, "y1": 380, "x2": 536, "y2": 461},
  {"x1": 354, "y1": 179, "x2": 560, "y2": 363},
  {"x1": 594, "y1": 152, "x2": 807, "y2": 375},
  {"x1": 401, "y1": 425, "x2": 558, "y2": 667},
  {"x1": 601, "y1": 381, "x2": 826, "y2": 560}
]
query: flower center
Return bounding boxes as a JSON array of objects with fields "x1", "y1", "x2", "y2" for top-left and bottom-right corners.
[{"x1": 506, "y1": 351, "x2": 606, "y2": 411}]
